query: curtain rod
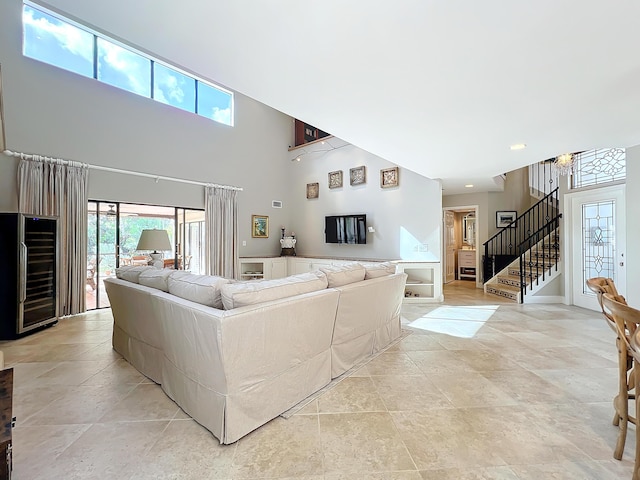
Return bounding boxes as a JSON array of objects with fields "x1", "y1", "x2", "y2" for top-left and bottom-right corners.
[{"x1": 2, "y1": 149, "x2": 243, "y2": 191}]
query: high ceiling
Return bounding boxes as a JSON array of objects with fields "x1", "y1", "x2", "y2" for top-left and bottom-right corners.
[{"x1": 42, "y1": 1, "x2": 640, "y2": 193}]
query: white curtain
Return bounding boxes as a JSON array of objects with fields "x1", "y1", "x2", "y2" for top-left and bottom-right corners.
[
  {"x1": 17, "y1": 157, "x2": 89, "y2": 315},
  {"x1": 205, "y1": 186, "x2": 238, "y2": 278}
]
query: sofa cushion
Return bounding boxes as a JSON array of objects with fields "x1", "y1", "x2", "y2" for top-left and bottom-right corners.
[
  {"x1": 138, "y1": 268, "x2": 173, "y2": 291},
  {"x1": 115, "y1": 265, "x2": 154, "y2": 283},
  {"x1": 363, "y1": 262, "x2": 397, "y2": 279},
  {"x1": 221, "y1": 271, "x2": 328, "y2": 310},
  {"x1": 319, "y1": 263, "x2": 366, "y2": 288},
  {"x1": 168, "y1": 272, "x2": 229, "y2": 309}
]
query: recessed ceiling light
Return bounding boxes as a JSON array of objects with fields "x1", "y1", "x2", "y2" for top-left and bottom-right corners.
[
  {"x1": 465, "y1": 184, "x2": 474, "y2": 188},
  {"x1": 510, "y1": 144, "x2": 527, "y2": 150}
]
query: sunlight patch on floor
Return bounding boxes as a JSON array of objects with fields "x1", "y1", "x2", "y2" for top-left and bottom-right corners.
[{"x1": 408, "y1": 305, "x2": 500, "y2": 338}]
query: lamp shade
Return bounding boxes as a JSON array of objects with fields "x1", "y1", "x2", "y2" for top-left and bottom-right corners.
[{"x1": 136, "y1": 229, "x2": 171, "y2": 253}]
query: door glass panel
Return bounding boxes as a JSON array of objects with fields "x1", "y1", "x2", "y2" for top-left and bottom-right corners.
[
  {"x1": 98, "y1": 204, "x2": 118, "y2": 308},
  {"x1": 582, "y1": 200, "x2": 616, "y2": 294}
]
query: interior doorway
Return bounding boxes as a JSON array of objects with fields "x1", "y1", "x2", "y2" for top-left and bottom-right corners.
[{"x1": 442, "y1": 205, "x2": 479, "y2": 287}]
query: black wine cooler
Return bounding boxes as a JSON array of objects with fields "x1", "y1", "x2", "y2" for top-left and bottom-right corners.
[{"x1": 0, "y1": 213, "x2": 59, "y2": 339}]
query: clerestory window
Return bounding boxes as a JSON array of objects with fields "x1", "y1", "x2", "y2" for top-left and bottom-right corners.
[{"x1": 22, "y1": 2, "x2": 234, "y2": 126}]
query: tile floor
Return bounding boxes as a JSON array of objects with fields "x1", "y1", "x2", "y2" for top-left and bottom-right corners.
[{"x1": 5, "y1": 281, "x2": 637, "y2": 479}]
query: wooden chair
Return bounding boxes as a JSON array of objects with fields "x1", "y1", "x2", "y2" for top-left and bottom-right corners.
[
  {"x1": 586, "y1": 277, "x2": 633, "y2": 460},
  {"x1": 602, "y1": 293, "x2": 640, "y2": 479}
]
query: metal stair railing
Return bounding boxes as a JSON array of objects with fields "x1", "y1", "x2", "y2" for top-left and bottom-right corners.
[
  {"x1": 518, "y1": 214, "x2": 562, "y2": 300},
  {"x1": 483, "y1": 187, "x2": 560, "y2": 282}
]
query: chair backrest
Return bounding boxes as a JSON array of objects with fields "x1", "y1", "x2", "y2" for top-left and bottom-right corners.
[
  {"x1": 586, "y1": 277, "x2": 626, "y2": 331},
  {"x1": 602, "y1": 293, "x2": 640, "y2": 356}
]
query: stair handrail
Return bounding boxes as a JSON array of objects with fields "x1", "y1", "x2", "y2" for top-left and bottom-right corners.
[
  {"x1": 482, "y1": 187, "x2": 559, "y2": 282},
  {"x1": 518, "y1": 213, "x2": 562, "y2": 300}
]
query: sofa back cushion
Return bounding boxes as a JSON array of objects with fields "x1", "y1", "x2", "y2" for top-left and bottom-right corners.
[
  {"x1": 319, "y1": 263, "x2": 366, "y2": 288},
  {"x1": 168, "y1": 272, "x2": 229, "y2": 309},
  {"x1": 115, "y1": 265, "x2": 154, "y2": 283},
  {"x1": 138, "y1": 268, "x2": 174, "y2": 291},
  {"x1": 363, "y1": 262, "x2": 397, "y2": 280},
  {"x1": 221, "y1": 270, "x2": 328, "y2": 310}
]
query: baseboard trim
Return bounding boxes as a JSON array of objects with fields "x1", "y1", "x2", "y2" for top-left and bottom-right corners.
[{"x1": 522, "y1": 295, "x2": 565, "y2": 304}]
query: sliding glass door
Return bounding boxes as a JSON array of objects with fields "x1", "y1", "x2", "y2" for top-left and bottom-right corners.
[{"x1": 87, "y1": 201, "x2": 204, "y2": 310}]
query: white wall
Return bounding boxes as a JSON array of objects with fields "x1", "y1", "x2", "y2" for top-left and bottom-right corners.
[
  {"x1": 0, "y1": 0, "x2": 294, "y2": 257},
  {"x1": 288, "y1": 145, "x2": 442, "y2": 261},
  {"x1": 625, "y1": 144, "x2": 640, "y2": 302}
]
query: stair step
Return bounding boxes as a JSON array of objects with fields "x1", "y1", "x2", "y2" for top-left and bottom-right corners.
[
  {"x1": 485, "y1": 283, "x2": 520, "y2": 302},
  {"x1": 498, "y1": 275, "x2": 525, "y2": 288}
]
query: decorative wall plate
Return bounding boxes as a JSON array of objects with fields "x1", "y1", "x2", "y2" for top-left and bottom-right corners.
[
  {"x1": 306, "y1": 182, "x2": 319, "y2": 199},
  {"x1": 380, "y1": 166, "x2": 399, "y2": 188},
  {"x1": 328, "y1": 170, "x2": 343, "y2": 189},
  {"x1": 350, "y1": 166, "x2": 366, "y2": 186}
]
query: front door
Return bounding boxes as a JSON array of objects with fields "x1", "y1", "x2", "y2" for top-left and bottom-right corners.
[
  {"x1": 569, "y1": 184, "x2": 626, "y2": 310},
  {"x1": 444, "y1": 210, "x2": 455, "y2": 283}
]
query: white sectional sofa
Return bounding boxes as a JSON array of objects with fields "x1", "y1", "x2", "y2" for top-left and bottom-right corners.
[{"x1": 104, "y1": 262, "x2": 406, "y2": 444}]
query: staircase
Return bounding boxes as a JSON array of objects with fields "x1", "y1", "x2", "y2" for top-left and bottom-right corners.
[
  {"x1": 483, "y1": 187, "x2": 561, "y2": 303},
  {"x1": 485, "y1": 228, "x2": 561, "y2": 302}
]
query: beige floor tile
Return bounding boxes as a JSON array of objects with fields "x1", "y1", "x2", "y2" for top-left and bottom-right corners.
[
  {"x1": 97, "y1": 382, "x2": 180, "y2": 422},
  {"x1": 231, "y1": 415, "x2": 323, "y2": 478},
  {"x1": 462, "y1": 405, "x2": 591, "y2": 465},
  {"x1": 46, "y1": 420, "x2": 169, "y2": 479},
  {"x1": 364, "y1": 351, "x2": 423, "y2": 376},
  {"x1": 427, "y1": 371, "x2": 518, "y2": 408},
  {"x1": 454, "y1": 349, "x2": 520, "y2": 372},
  {"x1": 391, "y1": 410, "x2": 506, "y2": 469},
  {"x1": 478, "y1": 368, "x2": 576, "y2": 405},
  {"x1": 12, "y1": 424, "x2": 91, "y2": 479},
  {"x1": 371, "y1": 375, "x2": 454, "y2": 412},
  {"x1": 419, "y1": 466, "x2": 519, "y2": 479},
  {"x1": 318, "y1": 376, "x2": 387, "y2": 413},
  {"x1": 405, "y1": 350, "x2": 472, "y2": 375},
  {"x1": 532, "y1": 367, "x2": 619, "y2": 403},
  {"x1": 13, "y1": 383, "x2": 69, "y2": 424},
  {"x1": 525, "y1": 402, "x2": 636, "y2": 461},
  {"x1": 320, "y1": 411, "x2": 416, "y2": 473},
  {"x1": 387, "y1": 332, "x2": 446, "y2": 352},
  {"x1": 326, "y1": 472, "x2": 422, "y2": 480},
  {"x1": 129, "y1": 419, "x2": 236, "y2": 479},
  {"x1": 509, "y1": 460, "x2": 633, "y2": 480},
  {"x1": 24, "y1": 359, "x2": 108, "y2": 386},
  {"x1": 82, "y1": 357, "x2": 147, "y2": 385},
  {"x1": 21, "y1": 383, "x2": 136, "y2": 426}
]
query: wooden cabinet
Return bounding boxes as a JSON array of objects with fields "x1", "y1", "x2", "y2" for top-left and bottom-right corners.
[
  {"x1": 394, "y1": 261, "x2": 443, "y2": 303},
  {"x1": 457, "y1": 250, "x2": 476, "y2": 280},
  {"x1": 239, "y1": 257, "x2": 288, "y2": 280}
]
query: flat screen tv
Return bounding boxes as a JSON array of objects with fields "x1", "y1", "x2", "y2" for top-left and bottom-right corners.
[{"x1": 325, "y1": 214, "x2": 367, "y2": 244}]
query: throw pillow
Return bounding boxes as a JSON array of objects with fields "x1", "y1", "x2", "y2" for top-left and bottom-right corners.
[
  {"x1": 167, "y1": 272, "x2": 229, "y2": 309},
  {"x1": 138, "y1": 268, "x2": 173, "y2": 291},
  {"x1": 115, "y1": 265, "x2": 153, "y2": 283},
  {"x1": 319, "y1": 263, "x2": 366, "y2": 288},
  {"x1": 363, "y1": 262, "x2": 397, "y2": 279},
  {"x1": 220, "y1": 270, "x2": 328, "y2": 310}
]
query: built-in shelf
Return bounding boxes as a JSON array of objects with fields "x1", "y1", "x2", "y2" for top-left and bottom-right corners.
[{"x1": 394, "y1": 261, "x2": 443, "y2": 303}]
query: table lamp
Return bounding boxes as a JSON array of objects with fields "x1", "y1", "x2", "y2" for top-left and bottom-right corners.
[{"x1": 136, "y1": 229, "x2": 171, "y2": 268}]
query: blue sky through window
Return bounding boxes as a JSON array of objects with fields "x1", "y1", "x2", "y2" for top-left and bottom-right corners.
[
  {"x1": 23, "y1": 5, "x2": 93, "y2": 78},
  {"x1": 154, "y1": 63, "x2": 195, "y2": 113},
  {"x1": 22, "y1": 2, "x2": 233, "y2": 126},
  {"x1": 97, "y1": 38, "x2": 151, "y2": 97},
  {"x1": 198, "y1": 82, "x2": 232, "y2": 125}
]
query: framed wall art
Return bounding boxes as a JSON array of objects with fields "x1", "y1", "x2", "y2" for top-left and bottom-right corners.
[
  {"x1": 496, "y1": 210, "x2": 517, "y2": 228},
  {"x1": 350, "y1": 166, "x2": 366, "y2": 186},
  {"x1": 380, "y1": 167, "x2": 399, "y2": 188},
  {"x1": 328, "y1": 170, "x2": 343, "y2": 189},
  {"x1": 251, "y1": 214, "x2": 269, "y2": 238},
  {"x1": 306, "y1": 182, "x2": 319, "y2": 199}
]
